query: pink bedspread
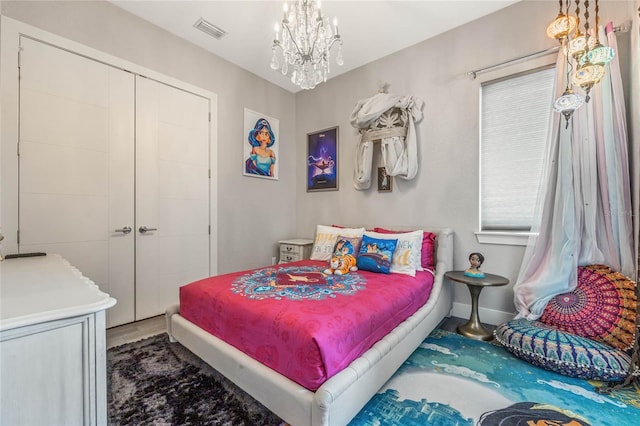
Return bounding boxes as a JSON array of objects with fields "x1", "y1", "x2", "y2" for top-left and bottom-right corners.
[{"x1": 179, "y1": 260, "x2": 435, "y2": 390}]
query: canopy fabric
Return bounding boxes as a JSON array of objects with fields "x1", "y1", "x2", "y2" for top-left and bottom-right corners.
[
  {"x1": 514, "y1": 24, "x2": 635, "y2": 320},
  {"x1": 350, "y1": 92, "x2": 424, "y2": 190}
]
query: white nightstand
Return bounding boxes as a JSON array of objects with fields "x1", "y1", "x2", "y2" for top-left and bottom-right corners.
[{"x1": 279, "y1": 239, "x2": 313, "y2": 263}]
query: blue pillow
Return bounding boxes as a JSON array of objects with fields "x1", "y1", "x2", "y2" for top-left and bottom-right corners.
[
  {"x1": 356, "y1": 235, "x2": 398, "y2": 274},
  {"x1": 494, "y1": 318, "x2": 631, "y2": 382}
]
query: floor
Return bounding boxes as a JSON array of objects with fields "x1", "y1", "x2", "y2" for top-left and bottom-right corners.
[
  {"x1": 106, "y1": 315, "x2": 496, "y2": 349},
  {"x1": 106, "y1": 315, "x2": 166, "y2": 349}
]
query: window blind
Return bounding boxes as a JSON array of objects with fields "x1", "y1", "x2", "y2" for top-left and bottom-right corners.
[{"x1": 480, "y1": 67, "x2": 555, "y2": 231}]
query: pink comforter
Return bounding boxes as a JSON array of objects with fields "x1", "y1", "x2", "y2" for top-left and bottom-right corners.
[{"x1": 179, "y1": 260, "x2": 434, "y2": 390}]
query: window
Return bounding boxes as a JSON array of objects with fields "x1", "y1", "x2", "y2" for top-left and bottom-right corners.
[{"x1": 480, "y1": 66, "x2": 555, "y2": 234}]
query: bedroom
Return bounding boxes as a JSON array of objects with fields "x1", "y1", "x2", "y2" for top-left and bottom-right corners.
[{"x1": 0, "y1": 0, "x2": 638, "y2": 425}]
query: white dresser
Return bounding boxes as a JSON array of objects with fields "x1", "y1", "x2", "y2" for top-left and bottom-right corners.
[
  {"x1": 0, "y1": 254, "x2": 116, "y2": 425},
  {"x1": 278, "y1": 238, "x2": 313, "y2": 263}
]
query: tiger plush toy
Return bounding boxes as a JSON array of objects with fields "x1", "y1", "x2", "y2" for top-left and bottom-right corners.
[
  {"x1": 324, "y1": 253, "x2": 358, "y2": 275},
  {"x1": 324, "y1": 238, "x2": 359, "y2": 275}
]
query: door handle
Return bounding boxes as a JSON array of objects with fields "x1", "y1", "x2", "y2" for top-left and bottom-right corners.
[
  {"x1": 115, "y1": 226, "x2": 132, "y2": 234},
  {"x1": 139, "y1": 226, "x2": 158, "y2": 234}
]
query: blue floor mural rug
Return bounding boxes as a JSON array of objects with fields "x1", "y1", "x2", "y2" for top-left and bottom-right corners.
[{"x1": 350, "y1": 329, "x2": 640, "y2": 426}]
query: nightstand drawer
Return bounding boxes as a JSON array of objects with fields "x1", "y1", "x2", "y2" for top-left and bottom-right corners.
[
  {"x1": 279, "y1": 252, "x2": 302, "y2": 263},
  {"x1": 280, "y1": 244, "x2": 306, "y2": 256},
  {"x1": 278, "y1": 239, "x2": 313, "y2": 264}
]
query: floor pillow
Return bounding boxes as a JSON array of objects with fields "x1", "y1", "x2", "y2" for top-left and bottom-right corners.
[
  {"x1": 494, "y1": 318, "x2": 632, "y2": 382},
  {"x1": 539, "y1": 264, "x2": 637, "y2": 351}
]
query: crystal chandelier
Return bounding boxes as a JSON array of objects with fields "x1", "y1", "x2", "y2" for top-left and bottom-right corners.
[{"x1": 270, "y1": 0, "x2": 344, "y2": 90}]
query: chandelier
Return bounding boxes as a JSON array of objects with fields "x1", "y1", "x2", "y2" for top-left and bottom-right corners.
[
  {"x1": 546, "y1": 0, "x2": 614, "y2": 119},
  {"x1": 270, "y1": 0, "x2": 344, "y2": 90}
]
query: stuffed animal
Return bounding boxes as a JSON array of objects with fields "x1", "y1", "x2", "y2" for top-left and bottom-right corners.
[
  {"x1": 324, "y1": 253, "x2": 358, "y2": 275},
  {"x1": 324, "y1": 238, "x2": 359, "y2": 275}
]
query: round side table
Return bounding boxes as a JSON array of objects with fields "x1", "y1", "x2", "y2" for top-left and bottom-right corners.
[{"x1": 445, "y1": 270, "x2": 509, "y2": 341}]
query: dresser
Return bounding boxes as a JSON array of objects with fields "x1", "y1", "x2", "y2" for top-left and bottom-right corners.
[
  {"x1": 0, "y1": 254, "x2": 116, "y2": 425},
  {"x1": 278, "y1": 239, "x2": 313, "y2": 263}
]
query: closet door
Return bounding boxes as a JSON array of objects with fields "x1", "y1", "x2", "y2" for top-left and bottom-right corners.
[
  {"x1": 18, "y1": 37, "x2": 135, "y2": 327},
  {"x1": 135, "y1": 76, "x2": 210, "y2": 320}
]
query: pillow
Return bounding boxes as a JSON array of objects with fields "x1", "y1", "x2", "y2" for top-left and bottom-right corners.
[
  {"x1": 494, "y1": 318, "x2": 632, "y2": 382},
  {"x1": 310, "y1": 225, "x2": 364, "y2": 261},
  {"x1": 367, "y1": 230, "x2": 423, "y2": 276},
  {"x1": 332, "y1": 235, "x2": 361, "y2": 257},
  {"x1": 540, "y1": 264, "x2": 637, "y2": 351},
  {"x1": 374, "y1": 227, "x2": 437, "y2": 270},
  {"x1": 356, "y1": 234, "x2": 398, "y2": 274}
]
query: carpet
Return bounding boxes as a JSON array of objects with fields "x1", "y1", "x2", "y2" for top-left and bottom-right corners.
[
  {"x1": 350, "y1": 329, "x2": 640, "y2": 426},
  {"x1": 107, "y1": 333, "x2": 283, "y2": 425},
  {"x1": 108, "y1": 330, "x2": 640, "y2": 426}
]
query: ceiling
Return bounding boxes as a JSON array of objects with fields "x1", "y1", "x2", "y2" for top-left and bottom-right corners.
[{"x1": 109, "y1": 1, "x2": 520, "y2": 93}]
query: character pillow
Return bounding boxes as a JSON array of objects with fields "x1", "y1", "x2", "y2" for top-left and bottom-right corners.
[
  {"x1": 324, "y1": 236, "x2": 360, "y2": 275},
  {"x1": 356, "y1": 234, "x2": 398, "y2": 274}
]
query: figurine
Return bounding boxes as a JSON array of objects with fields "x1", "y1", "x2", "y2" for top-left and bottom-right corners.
[{"x1": 464, "y1": 252, "x2": 485, "y2": 278}]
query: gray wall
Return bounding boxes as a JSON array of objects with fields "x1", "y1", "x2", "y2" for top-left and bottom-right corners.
[
  {"x1": 0, "y1": 0, "x2": 298, "y2": 273},
  {"x1": 294, "y1": 0, "x2": 635, "y2": 319},
  {"x1": 1, "y1": 0, "x2": 635, "y2": 320}
]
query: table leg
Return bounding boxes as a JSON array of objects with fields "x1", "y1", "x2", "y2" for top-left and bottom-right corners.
[{"x1": 456, "y1": 284, "x2": 493, "y2": 341}]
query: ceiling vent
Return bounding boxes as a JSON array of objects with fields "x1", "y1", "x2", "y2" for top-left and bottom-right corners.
[{"x1": 194, "y1": 18, "x2": 227, "y2": 39}]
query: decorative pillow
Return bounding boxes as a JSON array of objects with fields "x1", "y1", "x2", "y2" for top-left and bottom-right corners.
[
  {"x1": 540, "y1": 264, "x2": 637, "y2": 351},
  {"x1": 332, "y1": 235, "x2": 361, "y2": 257},
  {"x1": 310, "y1": 225, "x2": 365, "y2": 261},
  {"x1": 366, "y1": 230, "x2": 423, "y2": 276},
  {"x1": 374, "y1": 227, "x2": 437, "y2": 270},
  {"x1": 494, "y1": 318, "x2": 632, "y2": 382},
  {"x1": 356, "y1": 234, "x2": 398, "y2": 274}
]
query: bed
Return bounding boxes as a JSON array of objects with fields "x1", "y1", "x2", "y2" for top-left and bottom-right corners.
[{"x1": 166, "y1": 227, "x2": 453, "y2": 426}]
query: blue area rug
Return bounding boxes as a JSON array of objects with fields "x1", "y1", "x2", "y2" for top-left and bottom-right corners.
[{"x1": 350, "y1": 329, "x2": 640, "y2": 425}]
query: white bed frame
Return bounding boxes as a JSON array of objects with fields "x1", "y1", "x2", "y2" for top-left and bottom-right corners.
[{"x1": 166, "y1": 227, "x2": 453, "y2": 426}]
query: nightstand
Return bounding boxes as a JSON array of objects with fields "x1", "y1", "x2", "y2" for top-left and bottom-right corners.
[
  {"x1": 278, "y1": 239, "x2": 313, "y2": 263},
  {"x1": 445, "y1": 270, "x2": 509, "y2": 341}
]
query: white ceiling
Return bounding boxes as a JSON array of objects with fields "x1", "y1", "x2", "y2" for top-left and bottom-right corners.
[{"x1": 110, "y1": 1, "x2": 520, "y2": 93}]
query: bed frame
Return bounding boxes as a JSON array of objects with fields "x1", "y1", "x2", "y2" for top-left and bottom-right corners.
[{"x1": 166, "y1": 227, "x2": 453, "y2": 426}]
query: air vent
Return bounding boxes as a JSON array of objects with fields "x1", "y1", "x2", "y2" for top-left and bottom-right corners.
[{"x1": 194, "y1": 18, "x2": 226, "y2": 39}]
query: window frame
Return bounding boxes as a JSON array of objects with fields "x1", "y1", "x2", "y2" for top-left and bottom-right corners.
[{"x1": 476, "y1": 63, "x2": 556, "y2": 246}]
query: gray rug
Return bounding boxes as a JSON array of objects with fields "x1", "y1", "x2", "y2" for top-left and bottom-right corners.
[{"x1": 107, "y1": 333, "x2": 284, "y2": 425}]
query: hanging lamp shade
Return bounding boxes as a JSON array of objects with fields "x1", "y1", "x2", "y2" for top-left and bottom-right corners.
[
  {"x1": 553, "y1": 87, "x2": 585, "y2": 128},
  {"x1": 553, "y1": 88, "x2": 585, "y2": 113},
  {"x1": 546, "y1": 13, "x2": 578, "y2": 41},
  {"x1": 568, "y1": 32, "x2": 597, "y2": 60},
  {"x1": 586, "y1": 43, "x2": 615, "y2": 65}
]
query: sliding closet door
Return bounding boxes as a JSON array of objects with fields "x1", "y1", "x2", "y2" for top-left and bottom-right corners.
[
  {"x1": 135, "y1": 76, "x2": 210, "y2": 320},
  {"x1": 18, "y1": 37, "x2": 135, "y2": 327}
]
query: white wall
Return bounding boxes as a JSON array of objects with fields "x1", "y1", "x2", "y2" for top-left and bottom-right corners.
[
  {"x1": 294, "y1": 0, "x2": 636, "y2": 322},
  {"x1": 0, "y1": 0, "x2": 297, "y2": 273}
]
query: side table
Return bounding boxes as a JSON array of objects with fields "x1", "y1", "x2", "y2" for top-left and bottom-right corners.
[
  {"x1": 279, "y1": 238, "x2": 313, "y2": 263},
  {"x1": 445, "y1": 270, "x2": 509, "y2": 341}
]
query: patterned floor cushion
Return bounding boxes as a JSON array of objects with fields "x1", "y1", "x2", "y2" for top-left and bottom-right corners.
[
  {"x1": 494, "y1": 318, "x2": 632, "y2": 381},
  {"x1": 540, "y1": 264, "x2": 637, "y2": 351}
]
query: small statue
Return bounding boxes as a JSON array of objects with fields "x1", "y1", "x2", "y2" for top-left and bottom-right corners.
[{"x1": 464, "y1": 252, "x2": 485, "y2": 278}]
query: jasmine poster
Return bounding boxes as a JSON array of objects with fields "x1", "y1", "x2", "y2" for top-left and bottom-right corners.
[{"x1": 243, "y1": 108, "x2": 279, "y2": 180}]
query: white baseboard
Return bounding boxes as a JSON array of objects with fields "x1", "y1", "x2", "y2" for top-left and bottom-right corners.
[{"x1": 451, "y1": 302, "x2": 515, "y2": 326}]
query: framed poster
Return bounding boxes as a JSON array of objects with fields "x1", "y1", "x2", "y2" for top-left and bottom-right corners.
[
  {"x1": 243, "y1": 108, "x2": 279, "y2": 180},
  {"x1": 307, "y1": 126, "x2": 338, "y2": 192},
  {"x1": 378, "y1": 167, "x2": 392, "y2": 192}
]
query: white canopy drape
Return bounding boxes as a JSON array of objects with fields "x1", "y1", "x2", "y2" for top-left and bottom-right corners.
[
  {"x1": 514, "y1": 24, "x2": 636, "y2": 319},
  {"x1": 350, "y1": 93, "x2": 423, "y2": 190}
]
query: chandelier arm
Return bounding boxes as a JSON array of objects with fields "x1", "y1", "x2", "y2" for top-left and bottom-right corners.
[{"x1": 282, "y1": 23, "x2": 300, "y2": 53}]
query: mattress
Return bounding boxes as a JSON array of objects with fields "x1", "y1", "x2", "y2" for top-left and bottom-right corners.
[{"x1": 179, "y1": 259, "x2": 435, "y2": 390}]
